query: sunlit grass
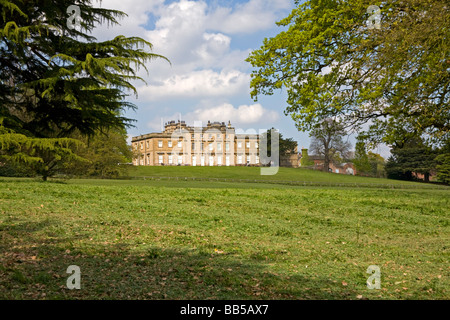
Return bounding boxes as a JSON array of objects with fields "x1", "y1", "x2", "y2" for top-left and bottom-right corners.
[{"x1": 0, "y1": 177, "x2": 448, "y2": 299}]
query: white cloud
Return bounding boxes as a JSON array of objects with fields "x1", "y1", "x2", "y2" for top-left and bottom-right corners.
[
  {"x1": 185, "y1": 103, "x2": 279, "y2": 125},
  {"x1": 146, "y1": 102, "x2": 279, "y2": 132},
  {"x1": 92, "y1": 0, "x2": 163, "y2": 40},
  {"x1": 138, "y1": 69, "x2": 250, "y2": 101},
  {"x1": 207, "y1": 0, "x2": 291, "y2": 34},
  {"x1": 89, "y1": 0, "x2": 292, "y2": 136}
]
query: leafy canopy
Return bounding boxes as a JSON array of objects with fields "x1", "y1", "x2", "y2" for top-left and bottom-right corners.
[
  {"x1": 0, "y1": 0, "x2": 169, "y2": 138},
  {"x1": 247, "y1": 0, "x2": 449, "y2": 146}
]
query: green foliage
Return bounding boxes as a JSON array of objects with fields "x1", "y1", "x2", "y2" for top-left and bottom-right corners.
[
  {"x1": 385, "y1": 138, "x2": 437, "y2": 182},
  {"x1": 353, "y1": 141, "x2": 371, "y2": 175},
  {"x1": 0, "y1": 0, "x2": 168, "y2": 138},
  {"x1": 0, "y1": 159, "x2": 33, "y2": 177},
  {"x1": 0, "y1": 127, "x2": 86, "y2": 180},
  {"x1": 300, "y1": 148, "x2": 314, "y2": 167},
  {"x1": 0, "y1": 1, "x2": 168, "y2": 179},
  {"x1": 261, "y1": 128, "x2": 298, "y2": 157},
  {"x1": 435, "y1": 153, "x2": 450, "y2": 185},
  {"x1": 67, "y1": 129, "x2": 132, "y2": 178},
  {"x1": 247, "y1": 0, "x2": 449, "y2": 145},
  {"x1": 367, "y1": 152, "x2": 386, "y2": 178}
]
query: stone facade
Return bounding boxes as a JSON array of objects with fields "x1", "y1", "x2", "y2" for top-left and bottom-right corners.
[{"x1": 131, "y1": 120, "x2": 261, "y2": 167}]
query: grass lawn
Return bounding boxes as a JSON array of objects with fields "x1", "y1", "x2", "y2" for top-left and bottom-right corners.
[
  {"x1": 126, "y1": 166, "x2": 444, "y2": 189},
  {"x1": 0, "y1": 169, "x2": 448, "y2": 300}
]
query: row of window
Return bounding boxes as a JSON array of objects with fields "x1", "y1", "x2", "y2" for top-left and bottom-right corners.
[
  {"x1": 138, "y1": 141, "x2": 259, "y2": 150},
  {"x1": 154, "y1": 155, "x2": 260, "y2": 166},
  {"x1": 138, "y1": 154, "x2": 260, "y2": 166}
]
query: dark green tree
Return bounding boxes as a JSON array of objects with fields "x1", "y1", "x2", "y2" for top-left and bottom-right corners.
[
  {"x1": 435, "y1": 154, "x2": 450, "y2": 185},
  {"x1": 434, "y1": 139, "x2": 450, "y2": 184},
  {"x1": 1, "y1": 0, "x2": 168, "y2": 137},
  {"x1": 385, "y1": 138, "x2": 437, "y2": 182},
  {"x1": 353, "y1": 139, "x2": 371, "y2": 175},
  {"x1": 367, "y1": 152, "x2": 386, "y2": 178},
  {"x1": 0, "y1": 0, "x2": 168, "y2": 180},
  {"x1": 262, "y1": 127, "x2": 298, "y2": 157}
]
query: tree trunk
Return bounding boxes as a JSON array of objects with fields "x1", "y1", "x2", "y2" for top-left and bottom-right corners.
[{"x1": 323, "y1": 159, "x2": 330, "y2": 172}]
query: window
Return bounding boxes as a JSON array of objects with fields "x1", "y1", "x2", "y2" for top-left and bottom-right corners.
[
  {"x1": 256, "y1": 155, "x2": 259, "y2": 164},
  {"x1": 158, "y1": 155, "x2": 163, "y2": 164},
  {"x1": 238, "y1": 155, "x2": 243, "y2": 164},
  {"x1": 178, "y1": 156, "x2": 182, "y2": 165},
  {"x1": 201, "y1": 143, "x2": 204, "y2": 151},
  {"x1": 192, "y1": 142, "x2": 195, "y2": 151},
  {"x1": 201, "y1": 156, "x2": 205, "y2": 166},
  {"x1": 209, "y1": 143, "x2": 213, "y2": 151},
  {"x1": 158, "y1": 140, "x2": 163, "y2": 148},
  {"x1": 168, "y1": 155, "x2": 173, "y2": 165},
  {"x1": 192, "y1": 156, "x2": 197, "y2": 166},
  {"x1": 217, "y1": 143, "x2": 222, "y2": 151},
  {"x1": 178, "y1": 141, "x2": 182, "y2": 148},
  {"x1": 238, "y1": 142, "x2": 242, "y2": 148},
  {"x1": 246, "y1": 142, "x2": 250, "y2": 148},
  {"x1": 247, "y1": 156, "x2": 251, "y2": 164},
  {"x1": 146, "y1": 141, "x2": 149, "y2": 148},
  {"x1": 140, "y1": 142, "x2": 143, "y2": 150},
  {"x1": 255, "y1": 142, "x2": 259, "y2": 148},
  {"x1": 147, "y1": 154, "x2": 150, "y2": 165},
  {"x1": 218, "y1": 157, "x2": 222, "y2": 166},
  {"x1": 209, "y1": 156, "x2": 214, "y2": 166},
  {"x1": 168, "y1": 140, "x2": 172, "y2": 148},
  {"x1": 226, "y1": 156, "x2": 230, "y2": 166},
  {"x1": 225, "y1": 142, "x2": 230, "y2": 151}
]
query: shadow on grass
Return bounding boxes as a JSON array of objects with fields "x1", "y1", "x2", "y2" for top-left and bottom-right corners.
[{"x1": 0, "y1": 219, "x2": 360, "y2": 300}]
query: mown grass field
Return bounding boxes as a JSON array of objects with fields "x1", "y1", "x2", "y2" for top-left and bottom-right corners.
[
  {"x1": 127, "y1": 166, "x2": 434, "y2": 187},
  {"x1": 0, "y1": 167, "x2": 449, "y2": 300}
]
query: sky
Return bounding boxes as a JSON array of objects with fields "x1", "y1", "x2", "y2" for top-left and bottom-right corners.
[{"x1": 90, "y1": 0, "x2": 390, "y2": 157}]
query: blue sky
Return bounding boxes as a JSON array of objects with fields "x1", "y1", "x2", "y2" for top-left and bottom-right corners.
[{"x1": 91, "y1": 0, "x2": 390, "y2": 157}]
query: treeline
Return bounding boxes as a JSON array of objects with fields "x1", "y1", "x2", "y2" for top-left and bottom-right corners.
[
  {"x1": 354, "y1": 136, "x2": 450, "y2": 184},
  {"x1": 385, "y1": 138, "x2": 450, "y2": 184}
]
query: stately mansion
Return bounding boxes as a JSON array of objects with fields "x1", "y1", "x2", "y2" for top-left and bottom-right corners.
[{"x1": 132, "y1": 120, "x2": 264, "y2": 167}]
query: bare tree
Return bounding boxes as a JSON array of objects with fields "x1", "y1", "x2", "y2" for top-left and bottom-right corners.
[{"x1": 309, "y1": 118, "x2": 352, "y2": 172}]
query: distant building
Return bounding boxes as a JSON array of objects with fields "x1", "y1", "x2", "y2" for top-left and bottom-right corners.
[
  {"x1": 131, "y1": 120, "x2": 260, "y2": 167},
  {"x1": 132, "y1": 120, "x2": 301, "y2": 168},
  {"x1": 304, "y1": 154, "x2": 357, "y2": 175},
  {"x1": 280, "y1": 149, "x2": 301, "y2": 168}
]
